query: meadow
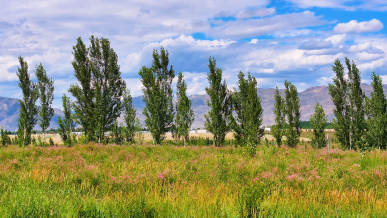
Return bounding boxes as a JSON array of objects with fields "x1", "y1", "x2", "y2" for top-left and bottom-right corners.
[{"x1": 0, "y1": 137, "x2": 385, "y2": 217}]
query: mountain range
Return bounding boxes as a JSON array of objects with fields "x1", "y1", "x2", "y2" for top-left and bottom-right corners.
[{"x1": 0, "y1": 84, "x2": 386, "y2": 131}]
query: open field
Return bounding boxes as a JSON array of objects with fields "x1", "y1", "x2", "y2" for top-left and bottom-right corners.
[{"x1": 0, "y1": 142, "x2": 385, "y2": 217}]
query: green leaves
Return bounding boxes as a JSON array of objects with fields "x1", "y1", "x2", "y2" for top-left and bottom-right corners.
[
  {"x1": 229, "y1": 71, "x2": 263, "y2": 154},
  {"x1": 123, "y1": 90, "x2": 136, "y2": 144},
  {"x1": 271, "y1": 87, "x2": 285, "y2": 146},
  {"x1": 17, "y1": 57, "x2": 39, "y2": 146},
  {"x1": 140, "y1": 47, "x2": 175, "y2": 145},
  {"x1": 175, "y1": 72, "x2": 194, "y2": 145},
  {"x1": 205, "y1": 57, "x2": 231, "y2": 147},
  {"x1": 69, "y1": 36, "x2": 126, "y2": 143},
  {"x1": 58, "y1": 95, "x2": 74, "y2": 146},
  {"x1": 364, "y1": 73, "x2": 387, "y2": 149},
  {"x1": 36, "y1": 63, "x2": 54, "y2": 133},
  {"x1": 284, "y1": 81, "x2": 301, "y2": 147},
  {"x1": 329, "y1": 58, "x2": 366, "y2": 150},
  {"x1": 310, "y1": 103, "x2": 327, "y2": 148}
]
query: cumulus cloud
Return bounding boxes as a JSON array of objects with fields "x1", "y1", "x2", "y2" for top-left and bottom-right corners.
[{"x1": 334, "y1": 19, "x2": 384, "y2": 33}]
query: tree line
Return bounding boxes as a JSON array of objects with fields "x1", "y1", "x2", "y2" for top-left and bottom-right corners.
[{"x1": 2, "y1": 35, "x2": 386, "y2": 152}]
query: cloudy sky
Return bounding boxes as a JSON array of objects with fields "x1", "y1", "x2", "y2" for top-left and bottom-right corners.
[{"x1": 1, "y1": 0, "x2": 386, "y2": 107}]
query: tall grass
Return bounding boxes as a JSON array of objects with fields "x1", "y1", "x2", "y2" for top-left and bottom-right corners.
[{"x1": 0, "y1": 143, "x2": 385, "y2": 217}]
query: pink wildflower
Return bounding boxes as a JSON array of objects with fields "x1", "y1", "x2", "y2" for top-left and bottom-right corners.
[
  {"x1": 375, "y1": 170, "x2": 380, "y2": 176},
  {"x1": 287, "y1": 174, "x2": 297, "y2": 180},
  {"x1": 253, "y1": 177, "x2": 259, "y2": 182},
  {"x1": 111, "y1": 176, "x2": 117, "y2": 182},
  {"x1": 158, "y1": 173, "x2": 165, "y2": 180}
]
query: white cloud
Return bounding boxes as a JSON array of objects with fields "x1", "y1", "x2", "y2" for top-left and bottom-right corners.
[
  {"x1": 250, "y1": 38, "x2": 259, "y2": 44},
  {"x1": 0, "y1": 56, "x2": 19, "y2": 81},
  {"x1": 334, "y1": 19, "x2": 384, "y2": 33},
  {"x1": 210, "y1": 11, "x2": 325, "y2": 39}
]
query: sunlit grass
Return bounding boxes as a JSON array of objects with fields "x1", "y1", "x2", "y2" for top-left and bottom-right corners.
[{"x1": 0, "y1": 143, "x2": 385, "y2": 217}]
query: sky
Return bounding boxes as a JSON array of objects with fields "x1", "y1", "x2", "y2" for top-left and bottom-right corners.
[{"x1": 0, "y1": 0, "x2": 386, "y2": 108}]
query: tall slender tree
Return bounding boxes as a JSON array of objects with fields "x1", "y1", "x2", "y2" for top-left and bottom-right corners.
[
  {"x1": 346, "y1": 58, "x2": 366, "y2": 149},
  {"x1": 36, "y1": 63, "x2": 54, "y2": 134},
  {"x1": 329, "y1": 59, "x2": 351, "y2": 149},
  {"x1": 271, "y1": 87, "x2": 285, "y2": 146},
  {"x1": 139, "y1": 47, "x2": 175, "y2": 144},
  {"x1": 365, "y1": 73, "x2": 387, "y2": 149},
  {"x1": 329, "y1": 58, "x2": 366, "y2": 150},
  {"x1": 123, "y1": 90, "x2": 136, "y2": 144},
  {"x1": 69, "y1": 36, "x2": 126, "y2": 143},
  {"x1": 89, "y1": 36, "x2": 126, "y2": 143},
  {"x1": 205, "y1": 57, "x2": 231, "y2": 147},
  {"x1": 69, "y1": 37, "x2": 95, "y2": 142},
  {"x1": 17, "y1": 57, "x2": 39, "y2": 146},
  {"x1": 310, "y1": 103, "x2": 327, "y2": 148},
  {"x1": 58, "y1": 95, "x2": 74, "y2": 146},
  {"x1": 229, "y1": 71, "x2": 264, "y2": 146},
  {"x1": 284, "y1": 81, "x2": 301, "y2": 147},
  {"x1": 175, "y1": 72, "x2": 194, "y2": 145}
]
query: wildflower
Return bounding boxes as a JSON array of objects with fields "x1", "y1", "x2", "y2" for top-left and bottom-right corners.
[
  {"x1": 375, "y1": 170, "x2": 380, "y2": 177},
  {"x1": 158, "y1": 173, "x2": 165, "y2": 180},
  {"x1": 111, "y1": 176, "x2": 117, "y2": 183},
  {"x1": 253, "y1": 177, "x2": 259, "y2": 182}
]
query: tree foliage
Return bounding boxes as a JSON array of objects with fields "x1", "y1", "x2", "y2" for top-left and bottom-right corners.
[
  {"x1": 271, "y1": 87, "x2": 285, "y2": 146},
  {"x1": 229, "y1": 71, "x2": 264, "y2": 149},
  {"x1": 69, "y1": 36, "x2": 126, "y2": 143},
  {"x1": 310, "y1": 103, "x2": 327, "y2": 148},
  {"x1": 365, "y1": 73, "x2": 387, "y2": 149},
  {"x1": 17, "y1": 57, "x2": 39, "y2": 146},
  {"x1": 175, "y1": 72, "x2": 194, "y2": 145},
  {"x1": 329, "y1": 58, "x2": 366, "y2": 150},
  {"x1": 284, "y1": 81, "x2": 301, "y2": 147},
  {"x1": 205, "y1": 57, "x2": 231, "y2": 147},
  {"x1": 36, "y1": 63, "x2": 54, "y2": 133},
  {"x1": 139, "y1": 47, "x2": 175, "y2": 144},
  {"x1": 123, "y1": 90, "x2": 136, "y2": 144},
  {"x1": 58, "y1": 95, "x2": 74, "y2": 146}
]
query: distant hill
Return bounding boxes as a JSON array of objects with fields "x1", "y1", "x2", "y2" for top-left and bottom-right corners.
[{"x1": 0, "y1": 84, "x2": 386, "y2": 130}]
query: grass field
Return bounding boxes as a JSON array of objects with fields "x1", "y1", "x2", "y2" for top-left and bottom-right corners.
[{"x1": 0, "y1": 141, "x2": 385, "y2": 217}]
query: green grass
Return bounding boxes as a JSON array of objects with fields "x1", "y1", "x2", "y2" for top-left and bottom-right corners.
[{"x1": 0, "y1": 143, "x2": 385, "y2": 217}]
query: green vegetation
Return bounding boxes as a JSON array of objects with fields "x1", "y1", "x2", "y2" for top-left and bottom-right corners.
[
  {"x1": 36, "y1": 63, "x2": 54, "y2": 134},
  {"x1": 175, "y1": 72, "x2": 194, "y2": 146},
  {"x1": 205, "y1": 57, "x2": 231, "y2": 147},
  {"x1": 139, "y1": 47, "x2": 175, "y2": 145},
  {"x1": 229, "y1": 71, "x2": 264, "y2": 156},
  {"x1": 310, "y1": 103, "x2": 328, "y2": 148},
  {"x1": 0, "y1": 143, "x2": 385, "y2": 217},
  {"x1": 16, "y1": 57, "x2": 39, "y2": 147}
]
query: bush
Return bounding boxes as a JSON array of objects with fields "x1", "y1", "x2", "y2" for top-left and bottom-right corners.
[{"x1": 238, "y1": 181, "x2": 273, "y2": 217}]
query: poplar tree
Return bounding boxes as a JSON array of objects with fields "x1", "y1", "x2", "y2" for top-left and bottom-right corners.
[
  {"x1": 58, "y1": 95, "x2": 74, "y2": 146},
  {"x1": 36, "y1": 64, "x2": 54, "y2": 134},
  {"x1": 310, "y1": 103, "x2": 327, "y2": 148},
  {"x1": 329, "y1": 59, "x2": 351, "y2": 149},
  {"x1": 205, "y1": 57, "x2": 231, "y2": 147},
  {"x1": 229, "y1": 71, "x2": 264, "y2": 147},
  {"x1": 69, "y1": 36, "x2": 126, "y2": 143},
  {"x1": 175, "y1": 72, "x2": 194, "y2": 145},
  {"x1": 329, "y1": 58, "x2": 366, "y2": 150},
  {"x1": 69, "y1": 37, "x2": 95, "y2": 142},
  {"x1": 17, "y1": 57, "x2": 39, "y2": 146},
  {"x1": 346, "y1": 58, "x2": 366, "y2": 149},
  {"x1": 365, "y1": 73, "x2": 387, "y2": 149},
  {"x1": 139, "y1": 47, "x2": 175, "y2": 144},
  {"x1": 284, "y1": 81, "x2": 301, "y2": 147},
  {"x1": 123, "y1": 90, "x2": 136, "y2": 144},
  {"x1": 271, "y1": 87, "x2": 285, "y2": 146},
  {"x1": 89, "y1": 36, "x2": 126, "y2": 143}
]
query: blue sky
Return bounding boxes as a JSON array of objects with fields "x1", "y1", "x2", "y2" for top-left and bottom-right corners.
[{"x1": 0, "y1": 0, "x2": 386, "y2": 108}]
